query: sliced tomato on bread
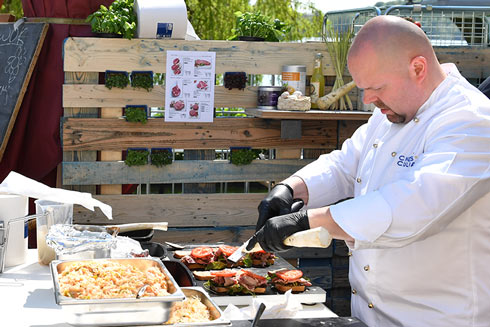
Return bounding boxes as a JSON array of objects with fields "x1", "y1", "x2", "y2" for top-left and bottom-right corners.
[
  {"x1": 191, "y1": 247, "x2": 214, "y2": 259},
  {"x1": 218, "y1": 245, "x2": 238, "y2": 257},
  {"x1": 276, "y1": 269, "x2": 303, "y2": 282},
  {"x1": 211, "y1": 269, "x2": 237, "y2": 277}
]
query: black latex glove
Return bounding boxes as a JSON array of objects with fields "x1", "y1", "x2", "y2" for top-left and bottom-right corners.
[
  {"x1": 256, "y1": 184, "x2": 294, "y2": 232},
  {"x1": 246, "y1": 210, "x2": 310, "y2": 252}
]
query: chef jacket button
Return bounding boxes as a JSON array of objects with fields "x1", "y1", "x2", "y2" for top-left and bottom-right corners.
[
  {"x1": 356, "y1": 177, "x2": 362, "y2": 183},
  {"x1": 373, "y1": 143, "x2": 378, "y2": 148},
  {"x1": 352, "y1": 289, "x2": 357, "y2": 294},
  {"x1": 391, "y1": 152, "x2": 397, "y2": 157},
  {"x1": 364, "y1": 265, "x2": 370, "y2": 271},
  {"x1": 413, "y1": 117, "x2": 420, "y2": 123},
  {"x1": 348, "y1": 251, "x2": 352, "y2": 256},
  {"x1": 368, "y1": 303, "x2": 374, "y2": 309}
]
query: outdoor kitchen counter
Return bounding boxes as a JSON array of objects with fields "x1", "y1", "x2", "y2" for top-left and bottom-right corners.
[{"x1": 0, "y1": 250, "x2": 367, "y2": 327}]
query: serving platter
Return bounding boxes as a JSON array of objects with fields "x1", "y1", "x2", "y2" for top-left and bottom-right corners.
[{"x1": 166, "y1": 246, "x2": 326, "y2": 306}]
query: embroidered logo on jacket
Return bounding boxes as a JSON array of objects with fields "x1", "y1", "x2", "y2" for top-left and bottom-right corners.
[{"x1": 397, "y1": 155, "x2": 415, "y2": 167}]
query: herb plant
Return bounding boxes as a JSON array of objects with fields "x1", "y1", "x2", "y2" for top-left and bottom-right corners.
[
  {"x1": 230, "y1": 11, "x2": 290, "y2": 42},
  {"x1": 125, "y1": 106, "x2": 147, "y2": 123},
  {"x1": 150, "y1": 149, "x2": 173, "y2": 167},
  {"x1": 87, "y1": 0, "x2": 137, "y2": 39},
  {"x1": 131, "y1": 71, "x2": 154, "y2": 91},
  {"x1": 105, "y1": 71, "x2": 129, "y2": 89},
  {"x1": 230, "y1": 148, "x2": 259, "y2": 165},
  {"x1": 125, "y1": 149, "x2": 149, "y2": 166}
]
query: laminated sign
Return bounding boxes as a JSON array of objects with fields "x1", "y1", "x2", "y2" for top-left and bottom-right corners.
[{"x1": 164, "y1": 50, "x2": 216, "y2": 122}]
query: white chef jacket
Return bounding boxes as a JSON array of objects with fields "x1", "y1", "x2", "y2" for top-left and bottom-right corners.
[{"x1": 294, "y1": 63, "x2": 490, "y2": 327}]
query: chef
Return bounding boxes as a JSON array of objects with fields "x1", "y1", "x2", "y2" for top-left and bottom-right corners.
[{"x1": 247, "y1": 16, "x2": 490, "y2": 326}]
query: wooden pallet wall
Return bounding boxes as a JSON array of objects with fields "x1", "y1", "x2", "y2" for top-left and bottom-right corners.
[{"x1": 62, "y1": 38, "x2": 490, "y2": 245}]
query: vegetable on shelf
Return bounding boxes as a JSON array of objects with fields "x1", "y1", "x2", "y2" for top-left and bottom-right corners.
[
  {"x1": 131, "y1": 71, "x2": 154, "y2": 92},
  {"x1": 323, "y1": 20, "x2": 355, "y2": 110},
  {"x1": 125, "y1": 148, "x2": 149, "y2": 166},
  {"x1": 105, "y1": 70, "x2": 129, "y2": 89},
  {"x1": 229, "y1": 11, "x2": 290, "y2": 42},
  {"x1": 86, "y1": 0, "x2": 137, "y2": 40},
  {"x1": 124, "y1": 105, "x2": 148, "y2": 124},
  {"x1": 150, "y1": 148, "x2": 173, "y2": 167}
]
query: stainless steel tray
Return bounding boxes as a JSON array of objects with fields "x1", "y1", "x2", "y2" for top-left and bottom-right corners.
[
  {"x1": 50, "y1": 258, "x2": 186, "y2": 326},
  {"x1": 165, "y1": 287, "x2": 231, "y2": 326}
]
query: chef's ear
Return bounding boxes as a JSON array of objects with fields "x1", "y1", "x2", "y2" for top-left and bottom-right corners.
[{"x1": 410, "y1": 55, "x2": 427, "y2": 83}]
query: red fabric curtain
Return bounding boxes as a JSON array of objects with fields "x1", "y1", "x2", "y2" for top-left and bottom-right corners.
[{"x1": 0, "y1": 0, "x2": 114, "y2": 187}]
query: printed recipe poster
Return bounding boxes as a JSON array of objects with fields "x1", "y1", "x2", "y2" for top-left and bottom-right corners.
[{"x1": 165, "y1": 50, "x2": 216, "y2": 122}]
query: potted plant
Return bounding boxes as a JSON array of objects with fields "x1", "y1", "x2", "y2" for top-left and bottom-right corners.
[
  {"x1": 105, "y1": 70, "x2": 129, "y2": 89},
  {"x1": 224, "y1": 72, "x2": 247, "y2": 90},
  {"x1": 131, "y1": 71, "x2": 154, "y2": 92},
  {"x1": 229, "y1": 147, "x2": 259, "y2": 165},
  {"x1": 86, "y1": 0, "x2": 137, "y2": 39},
  {"x1": 229, "y1": 11, "x2": 290, "y2": 42},
  {"x1": 124, "y1": 105, "x2": 148, "y2": 124},
  {"x1": 150, "y1": 148, "x2": 173, "y2": 167},
  {"x1": 125, "y1": 148, "x2": 149, "y2": 166}
]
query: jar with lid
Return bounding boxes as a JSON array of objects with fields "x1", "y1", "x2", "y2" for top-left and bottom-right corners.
[{"x1": 257, "y1": 86, "x2": 283, "y2": 109}]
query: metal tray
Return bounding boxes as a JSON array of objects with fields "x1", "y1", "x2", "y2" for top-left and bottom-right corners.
[
  {"x1": 165, "y1": 287, "x2": 231, "y2": 326},
  {"x1": 50, "y1": 258, "x2": 186, "y2": 326},
  {"x1": 168, "y1": 247, "x2": 327, "y2": 306}
]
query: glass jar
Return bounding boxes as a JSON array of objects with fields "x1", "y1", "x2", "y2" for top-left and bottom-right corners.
[{"x1": 257, "y1": 86, "x2": 283, "y2": 109}]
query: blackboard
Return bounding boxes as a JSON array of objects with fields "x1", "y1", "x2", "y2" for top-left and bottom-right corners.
[{"x1": 0, "y1": 22, "x2": 47, "y2": 161}]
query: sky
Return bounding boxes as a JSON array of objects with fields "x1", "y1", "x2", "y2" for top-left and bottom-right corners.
[{"x1": 306, "y1": 0, "x2": 378, "y2": 13}]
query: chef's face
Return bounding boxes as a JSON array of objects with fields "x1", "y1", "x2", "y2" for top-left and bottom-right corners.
[{"x1": 348, "y1": 51, "x2": 419, "y2": 124}]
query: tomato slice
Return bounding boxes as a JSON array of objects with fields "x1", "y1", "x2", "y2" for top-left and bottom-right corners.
[
  {"x1": 211, "y1": 269, "x2": 237, "y2": 277},
  {"x1": 276, "y1": 269, "x2": 303, "y2": 281},
  {"x1": 190, "y1": 247, "x2": 214, "y2": 259},
  {"x1": 218, "y1": 245, "x2": 238, "y2": 257},
  {"x1": 240, "y1": 269, "x2": 267, "y2": 282}
]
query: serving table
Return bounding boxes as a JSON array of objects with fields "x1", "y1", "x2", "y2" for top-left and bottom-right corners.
[{"x1": 0, "y1": 250, "x2": 367, "y2": 327}]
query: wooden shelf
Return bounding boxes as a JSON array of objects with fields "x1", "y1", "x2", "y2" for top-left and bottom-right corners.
[{"x1": 245, "y1": 108, "x2": 372, "y2": 120}]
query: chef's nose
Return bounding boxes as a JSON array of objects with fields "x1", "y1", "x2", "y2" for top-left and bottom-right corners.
[{"x1": 362, "y1": 90, "x2": 377, "y2": 105}]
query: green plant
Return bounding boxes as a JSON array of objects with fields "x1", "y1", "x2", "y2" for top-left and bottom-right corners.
[
  {"x1": 150, "y1": 149, "x2": 173, "y2": 167},
  {"x1": 125, "y1": 106, "x2": 147, "y2": 123},
  {"x1": 105, "y1": 71, "x2": 129, "y2": 89},
  {"x1": 131, "y1": 71, "x2": 154, "y2": 91},
  {"x1": 86, "y1": 0, "x2": 137, "y2": 39},
  {"x1": 125, "y1": 149, "x2": 149, "y2": 166},
  {"x1": 230, "y1": 148, "x2": 258, "y2": 165},
  {"x1": 229, "y1": 11, "x2": 290, "y2": 41}
]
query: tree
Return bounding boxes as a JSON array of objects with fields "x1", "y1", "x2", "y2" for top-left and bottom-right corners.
[{"x1": 186, "y1": 0, "x2": 324, "y2": 41}]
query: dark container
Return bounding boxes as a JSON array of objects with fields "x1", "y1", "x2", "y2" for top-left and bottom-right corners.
[
  {"x1": 161, "y1": 260, "x2": 196, "y2": 287},
  {"x1": 119, "y1": 229, "x2": 154, "y2": 243},
  {"x1": 141, "y1": 241, "x2": 167, "y2": 259}
]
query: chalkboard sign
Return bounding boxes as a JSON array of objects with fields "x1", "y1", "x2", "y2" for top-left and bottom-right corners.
[{"x1": 0, "y1": 22, "x2": 47, "y2": 161}]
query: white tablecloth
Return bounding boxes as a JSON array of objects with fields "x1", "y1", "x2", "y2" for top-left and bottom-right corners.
[{"x1": 0, "y1": 250, "x2": 337, "y2": 326}]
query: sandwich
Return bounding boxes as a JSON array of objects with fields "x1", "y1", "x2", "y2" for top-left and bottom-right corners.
[
  {"x1": 179, "y1": 247, "x2": 227, "y2": 270},
  {"x1": 248, "y1": 249, "x2": 276, "y2": 267},
  {"x1": 203, "y1": 269, "x2": 267, "y2": 295},
  {"x1": 215, "y1": 245, "x2": 252, "y2": 268},
  {"x1": 267, "y1": 269, "x2": 312, "y2": 293}
]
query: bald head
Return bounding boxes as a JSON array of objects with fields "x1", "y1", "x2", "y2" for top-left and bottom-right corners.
[
  {"x1": 348, "y1": 16, "x2": 437, "y2": 70},
  {"x1": 347, "y1": 16, "x2": 447, "y2": 124}
]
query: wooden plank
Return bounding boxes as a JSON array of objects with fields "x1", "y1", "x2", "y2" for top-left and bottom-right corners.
[
  {"x1": 245, "y1": 109, "x2": 372, "y2": 120},
  {"x1": 63, "y1": 71, "x2": 99, "y2": 193},
  {"x1": 338, "y1": 120, "x2": 365, "y2": 147},
  {"x1": 100, "y1": 107, "x2": 123, "y2": 195},
  {"x1": 62, "y1": 118, "x2": 337, "y2": 151},
  {"x1": 435, "y1": 47, "x2": 490, "y2": 79},
  {"x1": 63, "y1": 84, "x2": 258, "y2": 109},
  {"x1": 73, "y1": 193, "x2": 264, "y2": 227},
  {"x1": 152, "y1": 227, "x2": 255, "y2": 245},
  {"x1": 64, "y1": 38, "x2": 334, "y2": 75},
  {"x1": 62, "y1": 159, "x2": 314, "y2": 185}
]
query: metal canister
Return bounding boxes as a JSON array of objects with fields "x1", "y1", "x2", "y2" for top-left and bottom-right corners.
[
  {"x1": 282, "y1": 65, "x2": 306, "y2": 95},
  {"x1": 257, "y1": 86, "x2": 283, "y2": 109}
]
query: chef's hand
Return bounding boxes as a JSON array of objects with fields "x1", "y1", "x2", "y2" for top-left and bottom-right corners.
[
  {"x1": 256, "y1": 183, "x2": 294, "y2": 231},
  {"x1": 247, "y1": 210, "x2": 310, "y2": 252}
]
